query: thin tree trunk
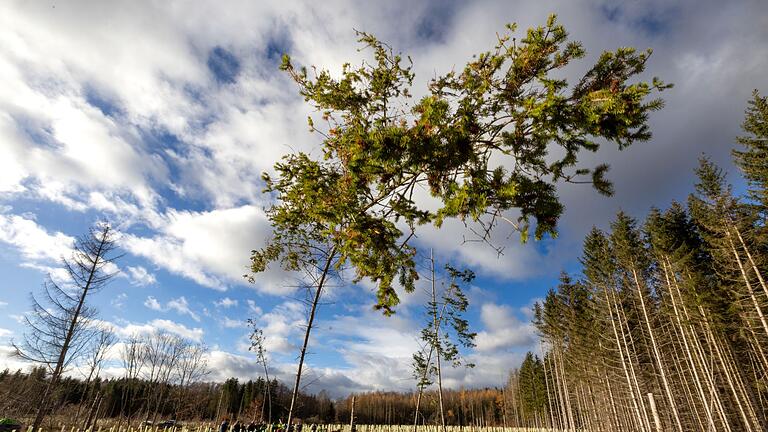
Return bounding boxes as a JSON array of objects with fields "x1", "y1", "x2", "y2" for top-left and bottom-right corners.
[
  {"x1": 726, "y1": 230, "x2": 768, "y2": 338},
  {"x1": 431, "y1": 249, "x2": 446, "y2": 432},
  {"x1": 604, "y1": 284, "x2": 647, "y2": 431},
  {"x1": 661, "y1": 260, "x2": 716, "y2": 430},
  {"x1": 261, "y1": 367, "x2": 272, "y2": 423},
  {"x1": 630, "y1": 268, "x2": 684, "y2": 432},
  {"x1": 542, "y1": 345, "x2": 556, "y2": 431},
  {"x1": 412, "y1": 345, "x2": 434, "y2": 432},
  {"x1": 285, "y1": 247, "x2": 337, "y2": 428}
]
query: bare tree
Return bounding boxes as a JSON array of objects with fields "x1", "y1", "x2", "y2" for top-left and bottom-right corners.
[
  {"x1": 12, "y1": 223, "x2": 120, "y2": 431},
  {"x1": 118, "y1": 334, "x2": 145, "y2": 426},
  {"x1": 140, "y1": 331, "x2": 188, "y2": 423},
  {"x1": 174, "y1": 343, "x2": 210, "y2": 418},
  {"x1": 76, "y1": 326, "x2": 116, "y2": 427}
]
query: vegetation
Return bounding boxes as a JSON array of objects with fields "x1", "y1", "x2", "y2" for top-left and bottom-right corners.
[
  {"x1": 12, "y1": 224, "x2": 121, "y2": 432},
  {"x1": 412, "y1": 251, "x2": 476, "y2": 432},
  {"x1": 12, "y1": 14, "x2": 768, "y2": 432},
  {"x1": 248, "y1": 15, "x2": 667, "y2": 427},
  {"x1": 528, "y1": 91, "x2": 768, "y2": 431}
]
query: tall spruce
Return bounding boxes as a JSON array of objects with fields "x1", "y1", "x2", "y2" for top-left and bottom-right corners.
[{"x1": 733, "y1": 90, "x2": 768, "y2": 213}]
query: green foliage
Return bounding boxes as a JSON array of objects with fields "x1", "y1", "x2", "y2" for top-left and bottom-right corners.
[
  {"x1": 733, "y1": 90, "x2": 768, "y2": 211},
  {"x1": 413, "y1": 260, "x2": 477, "y2": 390},
  {"x1": 532, "y1": 92, "x2": 768, "y2": 428},
  {"x1": 251, "y1": 15, "x2": 668, "y2": 314},
  {"x1": 518, "y1": 352, "x2": 547, "y2": 420}
]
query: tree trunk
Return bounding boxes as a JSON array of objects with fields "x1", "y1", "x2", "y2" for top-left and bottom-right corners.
[
  {"x1": 430, "y1": 250, "x2": 447, "y2": 432},
  {"x1": 630, "y1": 268, "x2": 684, "y2": 432},
  {"x1": 285, "y1": 248, "x2": 337, "y2": 428}
]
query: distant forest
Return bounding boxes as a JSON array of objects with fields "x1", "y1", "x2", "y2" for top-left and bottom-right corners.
[{"x1": 0, "y1": 367, "x2": 508, "y2": 426}]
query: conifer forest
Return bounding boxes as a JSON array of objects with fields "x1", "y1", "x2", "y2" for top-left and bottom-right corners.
[{"x1": 1, "y1": 2, "x2": 767, "y2": 432}]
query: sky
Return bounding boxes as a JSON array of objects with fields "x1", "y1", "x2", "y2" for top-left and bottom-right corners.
[{"x1": 0, "y1": 0, "x2": 767, "y2": 399}]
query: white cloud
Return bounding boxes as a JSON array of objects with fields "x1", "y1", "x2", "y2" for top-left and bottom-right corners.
[
  {"x1": 144, "y1": 296, "x2": 200, "y2": 322},
  {"x1": 0, "y1": 328, "x2": 12, "y2": 338},
  {"x1": 144, "y1": 296, "x2": 163, "y2": 311},
  {"x1": 246, "y1": 299, "x2": 262, "y2": 315},
  {"x1": 256, "y1": 300, "x2": 306, "y2": 354},
  {"x1": 474, "y1": 303, "x2": 537, "y2": 352},
  {"x1": 126, "y1": 265, "x2": 156, "y2": 286},
  {"x1": 222, "y1": 317, "x2": 247, "y2": 328},
  {"x1": 215, "y1": 297, "x2": 238, "y2": 308},
  {"x1": 167, "y1": 296, "x2": 200, "y2": 322},
  {"x1": 0, "y1": 301, "x2": 7, "y2": 307},
  {"x1": 0, "y1": 345, "x2": 30, "y2": 372},
  {"x1": 122, "y1": 205, "x2": 294, "y2": 294},
  {"x1": 0, "y1": 213, "x2": 74, "y2": 264},
  {"x1": 112, "y1": 318, "x2": 204, "y2": 342},
  {"x1": 111, "y1": 292, "x2": 128, "y2": 309}
]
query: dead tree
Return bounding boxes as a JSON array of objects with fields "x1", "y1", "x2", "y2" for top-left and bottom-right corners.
[{"x1": 12, "y1": 223, "x2": 120, "y2": 432}]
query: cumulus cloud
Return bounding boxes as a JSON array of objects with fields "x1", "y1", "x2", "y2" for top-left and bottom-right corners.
[
  {"x1": 0, "y1": 213, "x2": 74, "y2": 264},
  {"x1": 144, "y1": 296, "x2": 163, "y2": 311},
  {"x1": 167, "y1": 296, "x2": 201, "y2": 322},
  {"x1": 122, "y1": 205, "x2": 294, "y2": 294},
  {"x1": 126, "y1": 265, "x2": 156, "y2": 286},
  {"x1": 0, "y1": 345, "x2": 29, "y2": 371},
  {"x1": 475, "y1": 303, "x2": 537, "y2": 352},
  {"x1": 256, "y1": 300, "x2": 306, "y2": 354}
]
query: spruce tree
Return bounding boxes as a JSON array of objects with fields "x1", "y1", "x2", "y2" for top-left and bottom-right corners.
[{"x1": 733, "y1": 90, "x2": 768, "y2": 213}]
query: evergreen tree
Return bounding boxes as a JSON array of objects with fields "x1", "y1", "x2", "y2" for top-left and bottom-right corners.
[{"x1": 733, "y1": 90, "x2": 768, "y2": 213}]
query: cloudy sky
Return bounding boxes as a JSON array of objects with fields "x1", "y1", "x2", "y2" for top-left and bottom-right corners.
[{"x1": 0, "y1": 0, "x2": 767, "y2": 398}]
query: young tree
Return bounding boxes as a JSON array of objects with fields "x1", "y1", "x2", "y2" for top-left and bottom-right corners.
[
  {"x1": 412, "y1": 250, "x2": 476, "y2": 432},
  {"x1": 247, "y1": 322, "x2": 273, "y2": 423},
  {"x1": 249, "y1": 15, "x2": 667, "y2": 427},
  {"x1": 12, "y1": 223, "x2": 120, "y2": 432}
]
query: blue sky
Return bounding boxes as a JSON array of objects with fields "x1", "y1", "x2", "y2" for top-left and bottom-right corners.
[{"x1": 0, "y1": 0, "x2": 767, "y2": 398}]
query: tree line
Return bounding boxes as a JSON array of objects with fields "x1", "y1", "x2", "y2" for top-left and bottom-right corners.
[
  {"x1": 517, "y1": 91, "x2": 768, "y2": 431},
  {"x1": 0, "y1": 364, "x2": 333, "y2": 426}
]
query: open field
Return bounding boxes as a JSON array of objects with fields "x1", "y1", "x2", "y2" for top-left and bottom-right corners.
[{"x1": 6, "y1": 426, "x2": 558, "y2": 432}]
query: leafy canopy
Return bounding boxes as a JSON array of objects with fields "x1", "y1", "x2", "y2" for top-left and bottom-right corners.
[{"x1": 250, "y1": 15, "x2": 669, "y2": 314}]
